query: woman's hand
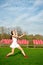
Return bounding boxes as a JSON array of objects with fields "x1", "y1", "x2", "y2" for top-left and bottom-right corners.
[{"x1": 23, "y1": 32, "x2": 26, "y2": 36}]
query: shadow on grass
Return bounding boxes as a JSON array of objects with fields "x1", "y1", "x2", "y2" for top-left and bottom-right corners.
[
  {"x1": 14, "y1": 51, "x2": 21, "y2": 56},
  {"x1": 10, "y1": 51, "x2": 22, "y2": 57}
]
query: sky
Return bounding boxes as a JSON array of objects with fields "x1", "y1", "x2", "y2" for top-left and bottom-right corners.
[{"x1": 0, "y1": 0, "x2": 43, "y2": 35}]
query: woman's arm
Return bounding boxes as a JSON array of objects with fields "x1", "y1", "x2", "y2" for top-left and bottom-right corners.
[
  {"x1": 12, "y1": 34, "x2": 18, "y2": 38},
  {"x1": 18, "y1": 33, "x2": 26, "y2": 38},
  {"x1": 12, "y1": 30, "x2": 18, "y2": 38}
]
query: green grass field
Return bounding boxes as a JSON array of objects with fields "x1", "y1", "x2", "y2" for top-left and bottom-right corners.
[{"x1": 0, "y1": 47, "x2": 43, "y2": 65}]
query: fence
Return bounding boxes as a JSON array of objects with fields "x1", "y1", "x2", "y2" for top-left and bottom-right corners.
[
  {"x1": 0, "y1": 39, "x2": 43, "y2": 48},
  {"x1": 33, "y1": 40, "x2": 43, "y2": 48},
  {"x1": 0, "y1": 39, "x2": 29, "y2": 47}
]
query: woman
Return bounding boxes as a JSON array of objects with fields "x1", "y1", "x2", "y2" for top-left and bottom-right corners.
[{"x1": 6, "y1": 30, "x2": 28, "y2": 58}]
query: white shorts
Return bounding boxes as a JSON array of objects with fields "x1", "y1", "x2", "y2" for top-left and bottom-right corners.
[{"x1": 10, "y1": 43, "x2": 20, "y2": 48}]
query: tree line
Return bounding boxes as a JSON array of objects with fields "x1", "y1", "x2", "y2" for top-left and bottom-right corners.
[{"x1": 0, "y1": 26, "x2": 43, "y2": 40}]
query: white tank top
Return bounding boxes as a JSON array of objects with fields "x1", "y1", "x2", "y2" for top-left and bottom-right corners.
[{"x1": 12, "y1": 37, "x2": 17, "y2": 43}]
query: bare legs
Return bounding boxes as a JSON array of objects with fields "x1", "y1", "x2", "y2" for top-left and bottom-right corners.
[
  {"x1": 6, "y1": 46, "x2": 26, "y2": 57},
  {"x1": 18, "y1": 46, "x2": 26, "y2": 56},
  {"x1": 7, "y1": 48, "x2": 14, "y2": 57}
]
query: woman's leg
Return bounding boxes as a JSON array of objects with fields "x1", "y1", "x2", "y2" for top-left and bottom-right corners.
[
  {"x1": 6, "y1": 48, "x2": 14, "y2": 57},
  {"x1": 17, "y1": 46, "x2": 26, "y2": 56}
]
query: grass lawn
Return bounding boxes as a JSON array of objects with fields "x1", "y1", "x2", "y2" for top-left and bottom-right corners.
[{"x1": 0, "y1": 47, "x2": 43, "y2": 65}]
